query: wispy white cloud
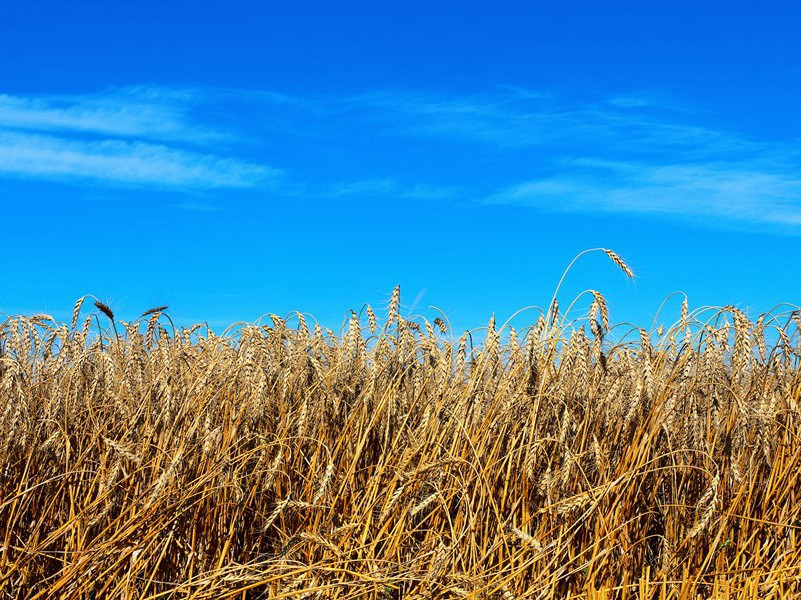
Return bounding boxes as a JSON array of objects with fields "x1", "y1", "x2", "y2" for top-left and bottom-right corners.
[
  {"x1": 347, "y1": 90, "x2": 555, "y2": 147},
  {"x1": 482, "y1": 159, "x2": 801, "y2": 227},
  {"x1": 346, "y1": 89, "x2": 753, "y2": 155},
  {"x1": 603, "y1": 91, "x2": 696, "y2": 113},
  {"x1": 0, "y1": 87, "x2": 224, "y2": 143},
  {"x1": 4, "y1": 84, "x2": 801, "y2": 229},
  {"x1": 173, "y1": 202, "x2": 224, "y2": 212},
  {"x1": 311, "y1": 178, "x2": 455, "y2": 200},
  {"x1": 0, "y1": 86, "x2": 453, "y2": 195},
  {"x1": 0, "y1": 130, "x2": 277, "y2": 188},
  {"x1": 0, "y1": 86, "x2": 282, "y2": 189},
  {"x1": 342, "y1": 89, "x2": 801, "y2": 228}
]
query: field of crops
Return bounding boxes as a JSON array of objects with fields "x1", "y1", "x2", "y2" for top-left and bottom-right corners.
[{"x1": 1, "y1": 251, "x2": 800, "y2": 599}]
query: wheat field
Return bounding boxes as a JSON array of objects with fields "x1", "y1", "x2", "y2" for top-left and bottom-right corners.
[{"x1": 1, "y1": 250, "x2": 800, "y2": 599}]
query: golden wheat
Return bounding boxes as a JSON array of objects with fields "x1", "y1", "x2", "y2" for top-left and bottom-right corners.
[{"x1": 0, "y1": 265, "x2": 800, "y2": 598}]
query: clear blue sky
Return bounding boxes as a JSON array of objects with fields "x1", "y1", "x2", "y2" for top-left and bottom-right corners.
[{"x1": 2, "y1": 1, "x2": 800, "y2": 332}]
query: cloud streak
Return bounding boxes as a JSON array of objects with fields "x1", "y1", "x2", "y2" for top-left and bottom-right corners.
[
  {"x1": 311, "y1": 179, "x2": 456, "y2": 200},
  {"x1": 2, "y1": 84, "x2": 801, "y2": 229},
  {"x1": 0, "y1": 87, "x2": 277, "y2": 190},
  {"x1": 482, "y1": 159, "x2": 801, "y2": 227},
  {"x1": 343, "y1": 89, "x2": 801, "y2": 228},
  {"x1": 0, "y1": 130, "x2": 277, "y2": 189},
  {"x1": 0, "y1": 87, "x2": 232, "y2": 142}
]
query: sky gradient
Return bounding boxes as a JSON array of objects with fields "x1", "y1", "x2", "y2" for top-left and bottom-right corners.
[{"x1": 2, "y1": 1, "x2": 800, "y2": 333}]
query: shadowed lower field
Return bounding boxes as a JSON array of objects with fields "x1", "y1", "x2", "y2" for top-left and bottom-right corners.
[{"x1": 1, "y1": 285, "x2": 800, "y2": 598}]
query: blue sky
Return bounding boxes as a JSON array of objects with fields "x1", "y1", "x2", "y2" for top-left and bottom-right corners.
[{"x1": 2, "y1": 1, "x2": 800, "y2": 333}]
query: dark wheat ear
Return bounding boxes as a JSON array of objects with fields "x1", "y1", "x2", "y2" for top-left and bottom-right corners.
[
  {"x1": 141, "y1": 306, "x2": 169, "y2": 317},
  {"x1": 94, "y1": 301, "x2": 115, "y2": 321}
]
